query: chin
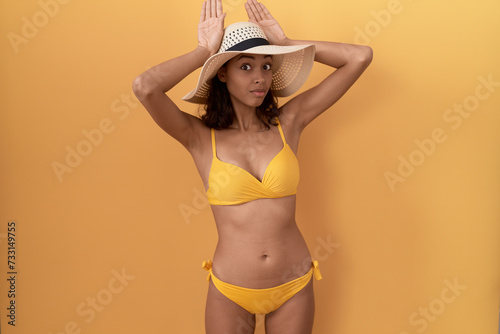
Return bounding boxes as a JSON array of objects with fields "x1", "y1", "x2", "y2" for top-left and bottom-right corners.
[{"x1": 251, "y1": 96, "x2": 267, "y2": 107}]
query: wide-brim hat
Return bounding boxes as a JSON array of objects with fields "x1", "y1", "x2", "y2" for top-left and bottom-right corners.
[{"x1": 182, "y1": 21, "x2": 315, "y2": 104}]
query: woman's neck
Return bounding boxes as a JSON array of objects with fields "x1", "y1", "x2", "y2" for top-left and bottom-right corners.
[{"x1": 229, "y1": 104, "x2": 265, "y2": 132}]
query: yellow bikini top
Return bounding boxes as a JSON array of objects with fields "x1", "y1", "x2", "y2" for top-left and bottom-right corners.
[{"x1": 206, "y1": 118, "x2": 299, "y2": 206}]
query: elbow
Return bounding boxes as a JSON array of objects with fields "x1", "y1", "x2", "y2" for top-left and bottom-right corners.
[
  {"x1": 132, "y1": 75, "x2": 152, "y2": 100},
  {"x1": 358, "y1": 45, "x2": 373, "y2": 66},
  {"x1": 343, "y1": 45, "x2": 373, "y2": 69}
]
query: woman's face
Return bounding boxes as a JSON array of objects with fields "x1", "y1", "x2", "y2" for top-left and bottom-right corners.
[{"x1": 218, "y1": 54, "x2": 273, "y2": 110}]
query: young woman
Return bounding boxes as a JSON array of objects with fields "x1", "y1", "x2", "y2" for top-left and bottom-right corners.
[{"x1": 132, "y1": 0, "x2": 372, "y2": 332}]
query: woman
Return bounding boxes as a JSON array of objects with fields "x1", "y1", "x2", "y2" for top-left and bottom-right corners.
[{"x1": 132, "y1": 0, "x2": 372, "y2": 332}]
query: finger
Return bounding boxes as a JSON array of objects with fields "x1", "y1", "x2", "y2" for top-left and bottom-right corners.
[
  {"x1": 245, "y1": 2, "x2": 257, "y2": 22},
  {"x1": 218, "y1": 5, "x2": 226, "y2": 26},
  {"x1": 200, "y1": 1, "x2": 206, "y2": 23},
  {"x1": 205, "y1": 0, "x2": 210, "y2": 19},
  {"x1": 259, "y1": 2, "x2": 273, "y2": 20},
  {"x1": 249, "y1": 0, "x2": 263, "y2": 21},
  {"x1": 216, "y1": 0, "x2": 223, "y2": 17},
  {"x1": 206, "y1": 0, "x2": 211, "y2": 18},
  {"x1": 220, "y1": 12, "x2": 227, "y2": 25},
  {"x1": 255, "y1": 1, "x2": 269, "y2": 20},
  {"x1": 211, "y1": 0, "x2": 216, "y2": 18}
]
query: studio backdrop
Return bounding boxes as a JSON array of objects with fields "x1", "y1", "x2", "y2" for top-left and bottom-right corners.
[{"x1": 1, "y1": 0, "x2": 499, "y2": 333}]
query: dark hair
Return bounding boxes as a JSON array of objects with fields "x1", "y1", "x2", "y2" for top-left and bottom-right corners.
[{"x1": 200, "y1": 74, "x2": 280, "y2": 130}]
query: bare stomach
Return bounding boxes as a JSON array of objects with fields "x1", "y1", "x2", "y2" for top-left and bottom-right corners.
[{"x1": 209, "y1": 195, "x2": 312, "y2": 289}]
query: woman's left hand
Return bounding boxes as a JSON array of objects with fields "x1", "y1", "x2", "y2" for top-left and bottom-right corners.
[{"x1": 245, "y1": 0, "x2": 288, "y2": 45}]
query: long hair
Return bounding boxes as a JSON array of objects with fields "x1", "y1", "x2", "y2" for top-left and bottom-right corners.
[{"x1": 200, "y1": 74, "x2": 280, "y2": 130}]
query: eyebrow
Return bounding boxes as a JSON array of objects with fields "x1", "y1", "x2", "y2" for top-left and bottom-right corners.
[{"x1": 236, "y1": 55, "x2": 272, "y2": 61}]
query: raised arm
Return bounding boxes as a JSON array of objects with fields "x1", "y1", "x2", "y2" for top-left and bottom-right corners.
[
  {"x1": 246, "y1": 0, "x2": 373, "y2": 131},
  {"x1": 132, "y1": 0, "x2": 226, "y2": 150}
]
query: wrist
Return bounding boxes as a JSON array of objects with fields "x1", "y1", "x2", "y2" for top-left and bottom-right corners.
[
  {"x1": 194, "y1": 45, "x2": 212, "y2": 63},
  {"x1": 278, "y1": 36, "x2": 291, "y2": 46}
]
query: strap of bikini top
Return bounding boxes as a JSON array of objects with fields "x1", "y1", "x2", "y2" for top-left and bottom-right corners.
[
  {"x1": 210, "y1": 128, "x2": 216, "y2": 157},
  {"x1": 276, "y1": 118, "x2": 287, "y2": 145}
]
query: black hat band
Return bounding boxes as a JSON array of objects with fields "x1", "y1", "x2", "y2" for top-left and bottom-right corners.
[{"x1": 226, "y1": 38, "x2": 269, "y2": 52}]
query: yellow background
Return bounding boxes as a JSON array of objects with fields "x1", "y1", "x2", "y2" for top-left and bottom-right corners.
[{"x1": 1, "y1": 0, "x2": 499, "y2": 333}]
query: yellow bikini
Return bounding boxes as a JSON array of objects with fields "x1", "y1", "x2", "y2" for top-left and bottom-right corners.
[
  {"x1": 206, "y1": 118, "x2": 299, "y2": 206},
  {"x1": 203, "y1": 260, "x2": 322, "y2": 315},
  {"x1": 203, "y1": 117, "x2": 322, "y2": 314}
]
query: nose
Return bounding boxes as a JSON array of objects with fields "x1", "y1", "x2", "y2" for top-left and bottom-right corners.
[{"x1": 253, "y1": 68, "x2": 267, "y2": 84}]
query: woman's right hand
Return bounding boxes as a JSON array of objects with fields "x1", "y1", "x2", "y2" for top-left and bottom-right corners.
[{"x1": 198, "y1": 0, "x2": 226, "y2": 57}]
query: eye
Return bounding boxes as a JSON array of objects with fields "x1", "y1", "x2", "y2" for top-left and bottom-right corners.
[
  {"x1": 263, "y1": 64, "x2": 272, "y2": 71},
  {"x1": 240, "y1": 64, "x2": 251, "y2": 71}
]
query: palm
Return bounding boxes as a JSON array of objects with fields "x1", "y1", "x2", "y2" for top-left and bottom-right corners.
[{"x1": 198, "y1": 20, "x2": 224, "y2": 53}]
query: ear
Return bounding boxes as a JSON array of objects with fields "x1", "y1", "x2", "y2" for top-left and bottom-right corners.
[{"x1": 217, "y1": 67, "x2": 227, "y2": 83}]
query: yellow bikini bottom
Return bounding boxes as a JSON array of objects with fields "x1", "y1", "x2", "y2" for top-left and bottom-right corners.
[{"x1": 202, "y1": 260, "x2": 322, "y2": 315}]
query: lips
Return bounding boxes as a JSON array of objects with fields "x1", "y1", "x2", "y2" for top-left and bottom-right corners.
[{"x1": 250, "y1": 89, "x2": 267, "y2": 97}]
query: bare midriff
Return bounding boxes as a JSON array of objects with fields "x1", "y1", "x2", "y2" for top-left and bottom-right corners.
[{"x1": 210, "y1": 195, "x2": 312, "y2": 289}]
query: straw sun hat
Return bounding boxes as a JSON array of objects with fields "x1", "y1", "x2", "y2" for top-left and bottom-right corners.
[{"x1": 182, "y1": 21, "x2": 316, "y2": 104}]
